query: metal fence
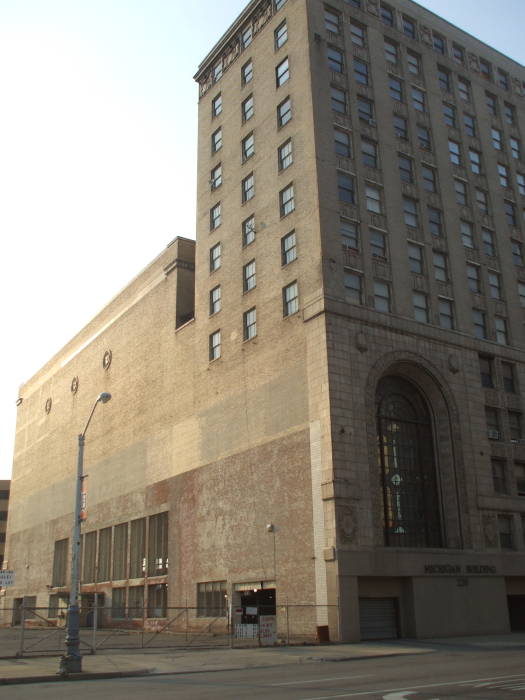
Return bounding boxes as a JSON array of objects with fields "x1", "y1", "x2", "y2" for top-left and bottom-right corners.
[{"x1": 0, "y1": 604, "x2": 338, "y2": 657}]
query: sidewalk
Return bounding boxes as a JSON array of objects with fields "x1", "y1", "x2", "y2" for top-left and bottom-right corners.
[{"x1": 1, "y1": 634, "x2": 524, "y2": 685}]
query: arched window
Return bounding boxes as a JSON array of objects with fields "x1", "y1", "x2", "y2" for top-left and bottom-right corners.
[{"x1": 376, "y1": 376, "x2": 442, "y2": 548}]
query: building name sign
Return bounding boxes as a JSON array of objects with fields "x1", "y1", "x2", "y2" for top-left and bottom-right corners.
[{"x1": 424, "y1": 564, "x2": 497, "y2": 575}]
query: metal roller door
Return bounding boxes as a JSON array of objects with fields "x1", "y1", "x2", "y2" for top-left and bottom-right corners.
[{"x1": 359, "y1": 597, "x2": 398, "y2": 640}]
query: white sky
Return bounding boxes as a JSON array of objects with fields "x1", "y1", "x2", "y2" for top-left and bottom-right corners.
[{"x1": 1, "y1": 0, "x2": 524, "y2": 480}]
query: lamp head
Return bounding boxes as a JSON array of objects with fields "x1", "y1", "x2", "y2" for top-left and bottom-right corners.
[{"x1": 98, "y1": 392, "x2": 112, "y2": 404}]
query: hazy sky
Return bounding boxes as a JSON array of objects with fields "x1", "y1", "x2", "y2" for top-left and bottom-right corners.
[{"x1": 1, "y1": 0, "x2": 524, "y2": 480}]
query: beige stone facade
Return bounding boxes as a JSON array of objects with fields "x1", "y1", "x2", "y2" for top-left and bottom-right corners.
[
  {"x1": 0, "y1": 481, "x2": 9, "y2": 569},
  {"x1": 4, "y1": 0, "x2": 525, "y2": 640}
]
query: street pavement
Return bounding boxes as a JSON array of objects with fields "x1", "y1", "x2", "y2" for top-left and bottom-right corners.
[{"x1": 1, "y1": 633, "x2": 524, "y2": 686}]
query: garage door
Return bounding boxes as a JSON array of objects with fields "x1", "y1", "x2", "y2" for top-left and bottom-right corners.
[{"x1": 359, "y1": 597, "x2": 398, "y2": 640}]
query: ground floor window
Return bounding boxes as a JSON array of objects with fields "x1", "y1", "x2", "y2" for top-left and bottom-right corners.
[
  {"x1": 197, "y1": 581, "x2": 227, "y2": 617},
  {"x1": 147, "y1": 583, "x2": 167, "y2": 618}
]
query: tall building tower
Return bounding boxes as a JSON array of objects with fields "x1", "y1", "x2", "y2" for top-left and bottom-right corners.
[{"x1": 193, "y1": 0, "x2": 525, "y2": 639}]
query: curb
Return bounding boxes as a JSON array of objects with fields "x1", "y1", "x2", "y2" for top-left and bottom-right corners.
[{"x1": 0, "y1": 668, "x2": 153, "y2": 686}]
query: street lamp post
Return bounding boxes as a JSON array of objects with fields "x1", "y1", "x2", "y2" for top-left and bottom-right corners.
[{"x1": 59, "y1": 392, "x2": 111, "y2": 675}]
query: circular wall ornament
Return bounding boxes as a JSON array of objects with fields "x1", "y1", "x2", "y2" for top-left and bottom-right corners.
[
  {"x1": 102, "y1": 350, "x2": 112, "y2": 370},
  {"x1": 45, "y1": 398, "x2": 52, "y2": 414},
  {"x1": 71, "y1": 376, "x2": 79, "y2": 394}
]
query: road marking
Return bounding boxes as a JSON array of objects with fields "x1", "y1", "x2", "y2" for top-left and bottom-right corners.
[
  {"x1": 273, "y1": 674, "x2": 372, "y2": 686},
  {"x1": 382, "y1": 692, "x2": 416, "y2": 699},
  {"x1": 300, "y1": 672, "x2": 525, "y2": 700}
]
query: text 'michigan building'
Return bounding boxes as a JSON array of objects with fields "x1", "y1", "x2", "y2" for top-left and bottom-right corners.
[{"x1": 4, "y1": 0, "x2": 525, "y2": 640}]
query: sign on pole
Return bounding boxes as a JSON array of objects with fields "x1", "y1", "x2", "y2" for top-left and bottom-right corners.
[{"x1": 0, "y1": 570, "x2": 15, "y2": 587}]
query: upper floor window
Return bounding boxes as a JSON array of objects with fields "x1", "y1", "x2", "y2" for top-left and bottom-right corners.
[
  {"x1": 380, "y1": 3, "x2": 394, "y2": 26},
  {"x1": 278, "y1": 138, "x2": 293, "y2": 170},
  {"x1": 341, "y1": 218, "x2": 359, "y2": 251},
  {"x1": 241, "y1": 25, "x2": 252, "y2": 49},
  {"x1": 210, "y1": 242, "x2": 221, "y2": 271},
  {"x1": 210, "y1": 163, "x2": 222, "y2": 190},
  {"x1": 276, "y1": 57, "x2": 290, "y2": 86},
  {"x1": 275, "y1": 20, "x2": 288, "y2": 49},
  {"x1": 277, "y1": 96, "x2": 292, "y2": 126},
  {"x1": 464, "y1": 113, "x2": 476, "y2": 137},
  {"x1": 212, "y1": 93, "x2": 222, "y2": 117},
  {"x1": 402, "y1": 15, "x2": 416, "y2": 39},
  {"x1": 407, "y1": 51, "x2": 420, "y2": 75},
  {"x1": 283, "y1": 281, "x2": 299, "y2": 316},
  {"x1": 281, "y1": 230, "x2": 297, "y2": 265},
  {"x1": 337, "y1": 171, "x2": 355, "y2": 203},
  {"x1": 242, "y1": 132, "x2": 255, "y2": 161},
  {"x1": 432, "y1": 33, "x2": 446, "y2": 54},
  {"x1": 328, "y1": 47, "x2": 344, "y2": 73},
  {"x1": 437, "y1": 66, "x2": 451, "y2": 92},
  {"x1": 412, "y1": 87, "x2": 426, "y2": 112},
  {"x1": 242, "y1": 94, "x2": 254, "y2": 122},
  {"x1": 344, "y1": 268, "x2": 363, "y2": 304},
  {"x1": 354, "y1": 59, "x2": 369, "y2": 85},
  {"x1": 210, "y1": 203, "x2": 222, "y2": 230},
  {"x1": 324, "y1": 8, "x2": 340, "y2": 34},
  {"x1": 241, "y1": 60, "x2": 253, "y2": 85},
  {"x1": 242, "y1": 215, "x2": 256, "y2": 246},
  {"x1": 504, "y1": 102, "x2": 516, "y2": 125},
  {"x1": 365, "y1": 185, "x2": 382, "y2": 214},
  {"x1": 335, "y1": 128, "x2": 352, "y2": 158},
  {"x1": 497, "y1": 68, "x2": 509, "y2": 90},
  {"x1": 486, "y1": 91, "x2": 498, "y2": 116},
  {"x1": 510, "y1": 137, "x2": 521, "y2": 160},
  {"x1": 479, "y1": 58, "x2": 492, "y2": 81},
  {"x1": 280, "y1": 183, "x2": 295, "y2": 216},
  {"x1": 384, "y1": 39, "x2": 398, "y2": 64},
  {"x1": 330, "y1": 86, "x2": 347, "y2": 114},
  {"x1": 457, "y1": 77, "x2": 470, "y2": 101},
  {"x1": 211, "y1": 128, "x2": 222, "y2": 154},
  {"x1": 389, "y1": 76, "x2": 403, "y2": 101},
  {"x1": 242, "y1": 173, "x2": 255, "y2": 202},
  {"x1": 452, "y1": 43, "x2": 464, "y2": 64},
  {"x1": 350, "y1": 21, "x2": 366, "y2": 47}
]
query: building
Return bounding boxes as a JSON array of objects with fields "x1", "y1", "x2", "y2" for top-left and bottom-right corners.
[
  {"x1": 0, "y1": 481, "x2": 9, "y2": 569},
  {"x1": 4, "y1": 0, "x2": 525, "y2": 640}
]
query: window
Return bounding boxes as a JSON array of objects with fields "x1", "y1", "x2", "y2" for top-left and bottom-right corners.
[
  {"x1": 482, "y1": 228, "x2": 496, "y2": 257},
  {"x1": 498, "y1": 164, "x2": 509, "y2": 187},
  {"x1": 422, "y1": 165, "x2": 437, "y2": 192},
  {"x1": 243, "y1": 307, "x2": 256, "y2": 340},
  {"x1": 510, "y1": 137, "x2": 521, "y2": 160},
  {"x1": 213, "y1": 60, "x2": 223, "y2": 82},
  {"x1": 452, "y1": 43, "x2": 464, "y2": 64},
  {"x1": 412, "y1": 87, "x2": 426, "y2": 112},
  {"x1": 52, "y1": 539, "x2": 68, "y2": 587},
  {"x1": 374, "y1": 280, "x2": 391, "y2": 312},
  {"x1": 209, "y1": 286, "x2": 221, "y2": 315},
  {"x1": 417, "y1": 125, "x2": 431, "y2": 151},
  {"x1": 334, "y1": 129, "x2": 351, "y2": 158},
  {"x1": 433, "y1": 251, "x2": 447, "y2": 282},
  {"x1": 466, "y1": 263, "x2": 481, "y2": 293},
  {"x1": 113, "y1": 523, "x2": 128, "y2": 581},
  {"x1": 129, "y1": 518, "x2": 146, "y2": 579},
  {"x1": 370, "y1": 229, "x2": 386, "y2": 258},
  {"x1": 498, "y1": 515, "x2": 514, "y2": 550},
  {"x1": 344, "y1": 269, "x2": 363, "y2": 303},
  {"x1": 241, "y1": 60, "x2": 253, "y2": 85},
  {"x1": 211, "y1": 128, "x2": 222, "y2": 153},
  {"x1": 210, "y1": 164, "x2": 222, "y2": 190},
  {"x1": 407, "y1": 51, "x2": 420, "y2": 75},
  {"x1": 276, "y1": 57, "x2": 290, "y2": 86},
  {"x1": 479, "y1": 58, "x2": 492, "y2": 81},
  {"x1": 509, "y1": 411, "x2": 523, "y2": 441},
  {"x1": 398, "y1": 154, "x2": 413, "y2": 183},
  {"x1": 486, "y1": 406, "x2": 501, "y2": 439},
  {"x1": 328, "y1": 47, "x2": 344, "y2": 73},
  {"x1": 275, "y1": 20, "x2": 287, "y2": 48},
  {"x1": 281, "y1": 230, "x2": 297, "y2": 264},
  {"x1": 469, "y1": 149, "x2": 481, "y2": 174},
  {"x1": 210, "y1": 202, "x2": 221, "y2": 230},
  {"x1": 242, "y1": 215, "x2": 255, "y2": 246},
  {"x1": 403, "y1": 16, "x2": 416, "y2": 38},
  {"x1": 275, "y1": 0, "x2": 287, "y2": 8},
  {"x1": 476, "y1": 188, "x2": 488, "y2": 214},
  {"x1": 365, "y1": 185, "x2": 381, "y2": 213},
  {"x1": 341, "y1": 219, "x2": 358, "y2": 251},
  {"x1": 280, "y1": 183, "x2": 295, "y2": 216},
  {"x1": 464, "y1": 113, "x2": 476, "y2": 137},
  {"x1": 488, "y1": 270, "x2": 502, "y2": 299},
  {"x1": 384, "y1": 39, "x2": 398, "y2": 64},
  {"x1": 197, "y1": 581, "x2": 227, "y2": 617},
  {"x1": 212, "y1": 93, "x2": 222, "y2": 117},
  {"x1": 492, "y1": 460, "x2": 508, "y2": 494},
  {"x1": 242, "y1": 173, "x2": 254, "y2": 202},
  {"x1": 457, "y1": 77, "x2": 470, "y2": 101},
  {"x1": 337, "y1": 171, "x2": 355, "y2": 203},
  {"x1": 354, "y1": 59, "x2": 369, "y2": 85},
  {"x1": 486, "y1": 91, "x2": 498, "y2": 116},
  {"x1": 512, "y1": 240, "x2": 524, "y2": 266},
  {"x1": 209, "y1": 330, "x2": 221, "y2": 360},
  {"x1": 330, "y1": 86, "x2": 346, "y2": 114},
  {"x1": 344, "y1": 0, "x2": 361, "y2": 6},
  {"x1": 357, "y1": 96, "x2": 374, "y2": 122},
  {"x1": 517, "y1": 173, "x2": 525, "y2": 195},
  {"x1": 325, "y1": 9, "x2": 339, "y2": 34},
  {"x1": 438, "y1": 66, "x2": 451, "y2": 91},
  {"x1": 389, "y1": 76, "x2": 403, "y2": 101},
  {"x1": 479, "y1": 355, "x2": 494, "y2": 388},
  {"x1": 504, "y1": 200, "x2": 517, "y2": 226},
  {"x1": 277, "y1": 96, "x2": 292, "y2": 126},
  {"x1": 438, "y1": 298, "x2": 454, "y2": 329},
  {"x1": 241, "y1": 25, "x2": 252, "y2": 49},
  {"x1": 413, "y1": 291, "x2": 429, "y2": 322},
  {"x1": 472, "y1": 309, "x2": 487, "y2": 339},
  {"x1": 242, "y1": 94, "x2": 254, "y2": 121},
  {"x1": 519, "y1": 282, "x2": 525, "y2": 307},
  {"x1": 148, "y1": 512, "x2": 168, "y2": 577},
  {"x1": 380, "y1": 3, "x2": 394, "y2": 26},
  {"x1": 242, "y1": 132, "x2": 255, "y2": 161},
  {"x1": 428, "y1": 207, "x2": 442, "y2": 236},
  {"x1": 443, "y1": 103, "x2": 456, "y2": 127},
  {"x1": 454, "y1": 179, "x2": 468, "y2": 206},
  {"x1": 495, "y1": 316, "x2": 508, "y2": 345},
  {"x1": 497, "y1": 68, "x2": 509, "y2": 90},
  {"x1": 278, "y1": 138, "x2": 293, "y2": 170},
  {"x1": 111, "y1": 588, "x2": 126, "y2": 618},
  {"x1": 504, "y1": 102, "x2": 516, "y2": 125},
  {"x1": 394, "y1": 115, "x2": 408, "y2": 140},
  {"x1": 361, "y1": 139, "x2": 378, "y2": 168},
  {"x1": 432, "y1": 32, "x2": 445, "y2": 54},
  {"x1": 491, "y1": 128, "x2": 502, "y2": 150},
  {"x1": 448, "y1": 140, "x2": 461, "y2": 165},
  {"x1": 502, "y1": 362, "x2": 517, "y2": 393},
  {"x1": 283, "y1": 281, "x2": 299, "y2": 316},
  {"x1": 403, "y1": 197, "x2": 418, "y2": 227},
  {"x1": 350, "y1": 21, "x2": 366, "y2": 46},
  {"x1": 460, "y1": 221, "x2": 474, "y2": 248},
  {"x1": 243, "y1": 260, "x2": 256, "y2": 292},
  {"x1": 408, "y1": 243, "x2": 423, "y2": 274},
  {"x1": 516, "y1": 463, "x2": 525, "y2": 495},
  {"x1": 209, "y1": 242, "x2": 221, "y2": 272}
]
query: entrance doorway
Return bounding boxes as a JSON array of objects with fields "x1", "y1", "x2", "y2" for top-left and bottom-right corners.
[{"x1": 508, "y1": 595, "x2": 525, "y2": 631}]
